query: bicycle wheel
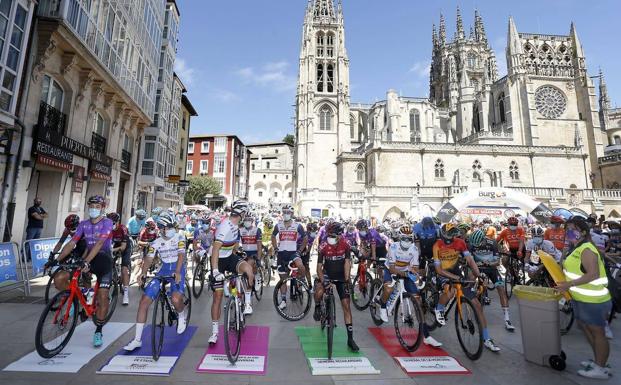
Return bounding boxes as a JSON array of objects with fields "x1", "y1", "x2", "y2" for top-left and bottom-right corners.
[
  {"x1": 559, "y1": 299, "x2": 574, "y2": 335},
  {"x1": 44, "y1": 270, "x2": 62, "y2": 305},
  {"x1": 92, "y1": 278, "x2": 119, "y2": 325},
  {"x1": 420, "y1": 283, "x2": 440, "y2": 331},
  {"x1": 454, "y1": 296, "x2": 484, "y2": 360},
  {"x1": 352, "y1": 272, "x2": 373, "y2": 311},
  {"x1": 261, "y1": 256, "x2": 271, "y2": 287},
  {"x1": 224, "y1": 297, "x2": 241, "y2": 364},
  {"x1": 326, "y1": 295, "x2": 335, "y2": 360},
  {"x1": 192, "y1": 262, "x2": 205, "y2": 298},
  {"x1": 151, "y1": 291, "x2": 166, "y2": 361},
  {"x1": 504, "y1": 271, "x2": 514, "y2": 299},
  {"x1": 254, "y1": 267, "x2": 264, "y2": 301},
  {"x1": 273, "y1": 277, "x2": 311, "y2": 321},
  {"x1": 369, "y1": 279, "x2": 384, "y2": 326},
  {"x1": 35, "y1": 290, "x2": 79, "y2": 358},
  {"x1": 183, "y1": 278, "x2": 192, "y2": 325},
  {"x1": 394, "y1": 295, "x2": 424, "y2": 352}
]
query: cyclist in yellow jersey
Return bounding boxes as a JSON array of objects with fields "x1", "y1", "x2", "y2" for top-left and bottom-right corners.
[{"x1": 261, "y1": 217, "x2": 275, "y2": 262}]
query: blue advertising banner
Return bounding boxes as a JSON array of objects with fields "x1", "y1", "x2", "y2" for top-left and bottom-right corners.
[
  {"x1": 27, "y1": 238, "x2": 60, "y2": 277},
  {"x1": 311, "y1": 209, "x2": 321, "y2": 219},
  {"x1": 0, "y1": 243, "x2": 18, "y2": 284}
]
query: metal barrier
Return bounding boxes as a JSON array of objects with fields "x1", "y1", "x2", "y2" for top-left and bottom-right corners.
[
  {"x1": 0, "y1": 242, "x2": 29, "y2": 295},
  {"x1": 22, "y1": 237, "x2": 61, "y2": 295}
]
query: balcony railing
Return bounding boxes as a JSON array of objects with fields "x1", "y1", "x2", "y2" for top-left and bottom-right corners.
[
  {"x1": 598, "y1": 153, "x2": 621, "y2": 165},
  {"x1": 457, "y1": 129, "x2": 513, "y2": 144},
  {"x1": 37, "y1": 101, "x2": 66, "y2": 134},
  {"x1": 91, "y1": 132, "x2": 106, "y2": 153},
  {"x1": 121, "y1": 150, "x2": 131, "y2": 172}
]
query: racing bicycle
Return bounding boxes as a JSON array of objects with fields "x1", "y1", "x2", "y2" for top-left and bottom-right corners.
[
  {"x1": 273, "y1": 260, "x2": 312, "y2": 321},
  {"x1": 151, "y1": 274, "x2": 192, "y2": 360},
  {"x1": 316, "y1": 278, "x2": 339, "y2": 359},
  {"x1": 223, "y1": 272, "x2": 250, "y2": 364}
]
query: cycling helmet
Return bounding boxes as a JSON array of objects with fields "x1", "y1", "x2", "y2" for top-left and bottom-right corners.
[
  {"x1": 245, "y1": 212, "x2": 256, "y2": 222},
  {"x1": 106, "y1": 212, "x2": 121, "y2": 224},
  {"x1": 87, "y1": 195, "x2": 105, "y2": 206},
  {"x1": 307, "y1": 222, "x2": 319, "y2": 232},
  {"x1": 398, "y1": 224, "x2": 414, "y2": 239},
  {"x1": 432, "y1": 216, "x2": 441, "y2": 225},
  {"x1": 135, "y1": 209, "x2": 147, "y2": 219},
  {"x1": 550, "y1": 215, "x2": 564, "y2": 224},
  {"x1": 231, "y1": 200, "x2": 250, "y2": 217},
  {"x1": 469, "y1": 229, "x2": 485, "y2": 247},
  {"x1": 531, "y1": 226, "x2": 544, "y2": 237},
  {"x1": 263, "y1": 216, "x2": 273, "y2": 225},
  {"x1": 146, "y1": 219, "x2": 156, "y2": 230},
  {"x1": 457, "y1": 223, "x2": 471, "y2": 232},
  {"x1": 156, "y1": 214, "x2": 175, "y2": 229},
  {"x1": 377, "y1": 224, "x2": 387, "y2": 234},
  {"x1": 64, "y1": 214, "x2": 80, "y2": 231},
  {"x1": 152, "y1": 207, "x2": 163, "y2": 215},
  {"x1": 326, "y1": 221, "x2": 345, "y2": 236},
  {"x1": 508, "y1": 217, "x2": 519, "y2": 226},
  {"x1": 440, "y1": 223, "x2": 459, "y2": 242},
  {"x1": 421, "y1": 216, "x2": 434, "y2": 228},
  {"x1": 355, "y1": 219, "x2": 368, "y2": 230},
  {"x1": 281, "y1": 204, "x2": 294, "y2": 213}
]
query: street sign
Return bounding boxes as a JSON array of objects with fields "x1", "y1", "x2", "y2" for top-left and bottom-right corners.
[
  {"x1": 166, "y1": 175, "x2": 180, "y2": 183},
  {"x1": 178, "y1": 180, "x2": 190, "y2": 187}
]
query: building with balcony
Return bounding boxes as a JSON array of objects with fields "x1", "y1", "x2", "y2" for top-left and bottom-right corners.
[
  {"x1": 187, "y1": 135, "x2": 250, "y2": 207},
  {"x1": 137, "y1": 1, "x2": 183, "y2": 212},
  {"x1": 7, "y1": 0, "x2": 163, "y2": 244},
  {"x1": 247, "y1": 142, "x2": 294, "y2": 210},
  {"x1": 177, "y1": 93, "x2": 197, "y2": 180}
]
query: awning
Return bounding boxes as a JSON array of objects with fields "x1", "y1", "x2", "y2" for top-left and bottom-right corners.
[{"x1": 37, "y1": 154, "x2": 72, "y2": 171}]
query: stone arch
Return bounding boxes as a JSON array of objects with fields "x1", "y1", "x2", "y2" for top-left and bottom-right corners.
[
  {"x1": 608, "y1": 209, "x2": 620, "y2": 218},
  {"x1": 269, "y1": 181, "x2": 282, "y2": 200},
  {"x1": 384, "y1": 206, "x2": 404, "y2": 221}
]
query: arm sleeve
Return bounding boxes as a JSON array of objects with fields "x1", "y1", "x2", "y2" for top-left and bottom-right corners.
[
  {"x1": 297, "y1": 224, "x2": 306, "y2": 238},
  {"x1": 272, "y1": 226, "x2": 279, "y2": 238},
  {"x1": 432, "y1": 242, "x2": 440, "y2": 262},
  {"x1": 71, "y1": 222, "x2": 84, "y2": 242},
  {"x1": 256, "y1": 228, "x2": 262, "y2": 242}
]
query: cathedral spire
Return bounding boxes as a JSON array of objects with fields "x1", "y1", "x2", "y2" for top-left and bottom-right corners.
[
  {"x1": 507, "y1": 16, "x2": 523, "y2": 76},
  {"x1": 469, "y1": 25, "x2": 475, "y2": 40},
  {"x1": 313, "y1": 0, "x2": 336, "y2": 21},
  {"x1": 456, "y1": 6, "x2": 465, "y2": 40},
  {"x1": 474, "y1": 9, "x2": 488, "y2": 44},
  {"x1": 570, "y1": 22, "x2": 584, "y2": 58},
  {"x1": 599, "y1": 68, "x2": 611, "y2": 130},
  {"x1": 439, "y1": 13, "x2": 446, "y2": 45},
  {"x1": 432, "y1": 24, "x2": 438, "y2": 47}
]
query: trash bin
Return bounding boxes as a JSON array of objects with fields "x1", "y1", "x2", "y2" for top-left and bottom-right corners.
[{"x1": 514, "y1": 285, "x2": 566, "y2": 371}]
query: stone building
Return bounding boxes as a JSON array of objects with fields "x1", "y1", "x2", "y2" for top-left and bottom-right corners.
[
  {"x1": 247, "y1": 142, "x2": 294, "y2": 209},
  {"x1": 176, "y1": 93, "x2": 197, "y2": 182},
  {"x1": 293, "y1": 1, "x2": 621, "y2": 220}
]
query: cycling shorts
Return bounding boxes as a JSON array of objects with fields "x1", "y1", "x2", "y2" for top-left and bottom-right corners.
[
  {"x1": 90, "y1": 251, "x2": 113, "y2": 289},
  {"x1": 382, "y1": 270, "x2": 419, "y2": 294},
  {"x1": 479, "y1": 266, "x2": 504, "y2": 287},
  {"x1": 300, "y1": 251, "x2": 311, "y2": 266},
  {"x1": 244, "y1": 250, "x2": 258, "y2": 260},
  {"x1": 277, "y1": 251, "x2": 301, "y2": 274},
  {"x1": 144, "y1": 262, "x2": 186, "y2": 300},
  {"x1": 211, "y1": 255, "x2": 244, "y2": 290},
  {"x1": 316, "y1": 275, "x2": 350, "y2": 300},
  {"x1": 114, "y1": 242, "x2": 131, "y2": 268}
]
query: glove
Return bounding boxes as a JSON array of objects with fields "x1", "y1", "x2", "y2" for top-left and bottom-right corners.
[{"x1": 212, "y1": 269, "x2": 225, "y2": 282}]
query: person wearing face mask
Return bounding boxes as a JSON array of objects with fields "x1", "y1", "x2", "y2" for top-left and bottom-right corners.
[
  {"x1": 301, "y1": 222, "x2": 319, "y2": 291},
  {"x1": 123, "y1": 214, "x2": 188, "y2": 351},
  {"x1": 149, "y1": 207, "x2": 163, "y2": 224},
  {"x1": 355, "y1": 219, "x2": 388, "y2": 276},
  {"x1": 272, "y1": 204, "x2": 308, "y2": 310},
  {"x1": 588, "y1": 217, "x2": 609, "y2": 256},
  {"x1": 313, "y1": 222, "x2": 359, "y2": 352},
  {"x1": 555, "y1": 217, "x2": 612, "y2": 379},
  {"x1": 239, "y1": 213, "x2": 263, "y2": 293},
  {"x1": 108, "y1": 212, "x2": 132, "y2": 305},
  {"x1": 525, "y1": 225, "x2": 562, "y2": 269},
  {"x1": 496, "y1": 216, "x2": 526, "y2": 267},
  {"x1": 45, "y1": 214, "x2": 88, "y2": 292},
  {"x1": 343, "y1": 222, "x2": 359, "y2": 248},
  {"x1": 544, "y1": 215, "x2": 567, "y2": 254},
  {"x1": 56, "y1": 195, "x2": 114, "y2": 347},
  {"x1": 127, "y1": 209, "x2": 147, "y2": 242},
  {"x1": 379, "y1": 224, "x2": 443, "y2": 347},
  {"x1": 414, "y1": 217, "x2": 440, "y2": 271}
]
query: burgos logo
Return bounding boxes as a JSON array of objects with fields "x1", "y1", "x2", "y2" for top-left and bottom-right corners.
[{"x1": 478, "y1": 190, "x2": 507, "y2": 200}]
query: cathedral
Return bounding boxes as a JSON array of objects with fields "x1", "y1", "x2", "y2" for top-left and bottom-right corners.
[{"x1": 293, "y1": 0, "x2": 621, "y2": 220}]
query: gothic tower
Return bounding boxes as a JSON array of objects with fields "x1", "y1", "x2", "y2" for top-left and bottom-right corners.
[{"x1": 293, "y1": 0, "x2": 351, "y2": 202}]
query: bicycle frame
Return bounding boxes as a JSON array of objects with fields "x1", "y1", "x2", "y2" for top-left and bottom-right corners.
[{"x1": 57, "y1": 268, "x2": 99, "y2": 323}]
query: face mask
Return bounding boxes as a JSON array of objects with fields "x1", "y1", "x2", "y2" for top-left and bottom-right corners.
[
  {"x1": 533, "y1": 237, "x2": 543, "y2": 245},
  {"x1": 310, "y1": 232, "x2": 317, "y2": 237},
  {"x1": 359, "y1": 231, "x2": 367, "y2": 237},
  {"x1": 509, "y1": 225, "x2": 517, "y2": 231},
  {"x1": 283, "y1": 214, "x2": 292, "y2": 221},
  {"x1": 165, "y1": 228, "x2": 176, "y2": 238},
  {"x1": 34, "y1": 202, "x2": 41, "y2": 207},
  {"x1": 243, "y1": 221, "x2": 252, "y2": 228},
  {"x1": 327, "y1": 237, "x2": 337, "y2": 245},
  {"x1": 88, "y1": 208, "x2": 101, "y2": 219},
  {"x1": 400, "y1": 240, "x2": 412, "y2": 249},
  {"x1": 566, "y1": 229, "x2": 581, "y2": 243}
]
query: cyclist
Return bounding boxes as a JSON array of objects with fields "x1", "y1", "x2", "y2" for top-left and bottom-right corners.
[
  {"x1": 414, "y1": 216, "x2": 439, "y2": 271},
  {"x1": 193, "y1": 222, "x2": 213, "y2": 265},
  {"x1": 469, "y1": 229, "x2": 515, "y2": 331},
  {"x1": 123, "y1": 214, "x2": 188, "y2": 351},
  {"x1": 261, "y1": 217, "x2": 275, "y2": 260},
  {"x1": 301, "y1": 222, "x2": 319, "y2": 291},
  {"x1": 343, "y1": 221, "x2": 358, "y2": 248},
  {"x1": 127, "y1": 209, "x2": 147, "y2": 241},
  {"x1": 457, "y1": 223, "x2": 472, "y2": 240},
  {"x1": 107, "y1": 213, "x2": 132, "y2": 306},
  {"x1": 239, "y1": 212, "x2": 263, "y2": 292},
  {"x1": 272, "y1": 204, "x2": 307, "y2": 310},
  {"x1": 356, "y1": 219, "x2": 388, "y2": 274},
  {"x1": 544, "y1": 215, "x2": 566, "y2": 252},
  {"x1": 56, "y1": 195, "x2": 114, "y2": 347},
  {"x1": 46, "y1": 214, "x2": 87, "y2": 292},
  {"x1": 379, "y1": 224, "x2": 443, "y2": 347},
  {"x1": 496, "y1": 216, "x2": 526, "y2": 267},
  {"x1": 433, "y1": 223, "x2": 501, "y2": 352},
  {"x1": 185, "y1": 215, "x2": 198, "y2": 250},
  {"x1": 208, "y1": 200, "x2": 255, "y2": 345},
  {"x1": 482, "y1": 218, "x2": 497, "y2": 240},
  {"x1": 149, "y1": 207, "x2": 163, "y2": 224},
  {"x1": 312, "y1": 221, "x2": 359, "y2": 352},
  {"x1": 51, "y1": 214, "x2": 83, "y2": 255}
]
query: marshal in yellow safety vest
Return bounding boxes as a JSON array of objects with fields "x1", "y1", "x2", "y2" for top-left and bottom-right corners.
[{"x1": 563, "y1": 242, "x2": 611, "y2": 303}]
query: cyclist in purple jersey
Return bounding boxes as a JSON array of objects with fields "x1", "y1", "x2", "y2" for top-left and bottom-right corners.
[
  {"x1": 343, "y1": 222, "x2": 358, "y2": 247},
  {"x1": 56, "y1": 195, "x2": 114, "y2": 348},
  {"x1": 356, "y1": 220, "x2": 388, "y2": 271}
]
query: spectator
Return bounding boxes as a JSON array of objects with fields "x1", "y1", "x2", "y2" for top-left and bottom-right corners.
[{"x1": 26, "y1": 197, "x2": 47, "y2": 241}]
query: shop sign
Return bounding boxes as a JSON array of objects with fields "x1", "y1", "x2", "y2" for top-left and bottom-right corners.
[
  {"x1": 37, "y1": 128, "x2": 112, "y2": 166},
  {"x1": 37, "y1": 154, "x2": 72, "y2": 171},
  {"x1": 178, "y1": 180, "x2": 190, "y2": 187},
  {"x1": 166, "y1": 175, "x2": 180, "y2": 184},
  {"x1": 33, "y1": 140, "x2": 73, "y2": 164},
  {"x1": 71, "y1": 165, "x2": 85, "y2": 192}
]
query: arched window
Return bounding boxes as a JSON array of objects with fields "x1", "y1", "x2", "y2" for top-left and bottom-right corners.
[
  {"x1": 467, "y1": 52, "x2": 477, "y2": 69},
  {"x1": 509, "y1": 161, "x2": 519, "y2": 181},
  {"x1": 41, "y1": 74, "x2": 64, "y2": 111},
  {"x1": 350, "y1": 115, "x2": 356, "y2": 139},
  {"x1": 356, "y1": 163, "x2": 365, "y2": 182},
  {"x1": 326, "y1": 64, "x2": 334, "y2": 93},
  {"x1": 319, "y1": 105, "x2": 332, "y2": 131},
  {"x1": 473, "y1": 105, "x2": 481, "y2": 132},
  {"x1": 498, "y1": 93, "x2": 506, "y2": 124},
  {"x1": 473, "y1": 172, "x2": 481, "y2": 183},
  {"x1": 326, "y1": 33, "x2": 334, "y2": 57},
  {"x1": 316, "y1": 32, "x2": 324, "y2": 57},
  {"x1": 91, "y1": 112, "x2": 109, "y2": 153},
  {"x1": 266, "y1": 161, "x2": 270, "y2": 169},
  {"x1": 614, "y1": 135, "x2": 621, "y2": 145},
  {"x1": 409, "y1": 109, "x2": 420, "y2": 143},
  {"x1": 316, "y1": 64, "x2": 324, "y2": 92},
  {"x1": 435, "y1": 159, "x2": 445, "y2": 178}
]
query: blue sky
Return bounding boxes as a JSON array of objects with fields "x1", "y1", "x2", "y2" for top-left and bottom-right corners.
[{"x1": 175, "y1": 0, "x2": 621, "y2": 144}]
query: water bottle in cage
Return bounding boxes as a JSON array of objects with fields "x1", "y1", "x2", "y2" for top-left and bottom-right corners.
[
  {"x1": 386, "y1": 280, "x2": 400, "y2": 314},
  {"x1": 223, "y1": 280, "x2": 231, "y2": 297}
]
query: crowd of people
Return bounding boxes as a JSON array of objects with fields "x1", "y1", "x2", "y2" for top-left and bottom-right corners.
[{"x1": 43, "y1": 195, "x2": 619, "y2": 380}]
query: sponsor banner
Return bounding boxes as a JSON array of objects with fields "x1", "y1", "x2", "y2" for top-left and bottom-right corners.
[
  {"x1": 0, "y1": 243, "x2": 18, "y2": 284},
  {"x1": 98, "y1": 325, "x2": 197, "y2": 376},
  {"x1": 89, "y1": 160, "x2": 112, "y2": 176},
  {"x1": 26, "y1": 238, "x2": 60, "y2": 277},
  {"x1": 311, "y1": 209, "x2": 322, "y2": 218},
  {"x1": 196, "y1": 325, "x2": 269, "y2": 375},
  {"x1": 369, "y1": 327, "x2": 470, "y2": 376},
  {"x1": 308, "y1": 357, "x2": 380, "y2": 376},
  {"x1": 462, "y1": 208, "x2": 503, "y2": 216},
  {"x1": 3, "y1": 322, "x2": 132, "y2": 373},
  {"x1": 36, "y1": 154, "x2": 72, "y2": 171}
]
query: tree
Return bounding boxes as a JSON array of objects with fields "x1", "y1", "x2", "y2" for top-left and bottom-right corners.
[
  {"x1": 184, "y1": 175, "x2": 222, "y2": 205},
  {"x1": 283, "y1": 134, "x2": 295, "y2": 146}
]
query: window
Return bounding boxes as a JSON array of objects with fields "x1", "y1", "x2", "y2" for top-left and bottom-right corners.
[
  {"x1": 434, "y1": 159, "x2": 444, "y2": 178},
  {"x1": 288, "y1": 191, "x2": 292, "y2": 198},
  {"x1": 188, "y1": 142, "x2": 194, "y2": 153},
  {"x1": 473, "y1": 105, "x2": 481, "y2": 132},
  {"x1": 273, "y1": 191, "x2": 278, "y2": 198},
  {"x1": 326, "y1": 33, "x2": 334, "y2": 57},
  {"x1": 275, "y1": 149, "x2": 279, "y2": 154},
  {"x1": 214, "y1": 137, "x2": 227, "y2": 152},
  {"x1": 409, "y1": 109, "x2": 420, "y2": 142},
  {"x1": 263, "y1": 175, "x2": 266, "y2": 179},
  {"x1": 350, "y1": 115, "x2": 356, "y2": 139},
  {"x1": 326, "y1": 64, "x2": 334, "y2": 93},
  {"x1": 200, "y1": 160, "x2": 208, "y2": 173},
  {"x1": 93, "y1": 112, "x2": 108, "y2": 136},
  {"x1": 186, "y1": 160, "x2": 193, "y2": 173},
  {"x1": 266, "y1": 161, "x2": 270, "y2": 169},
  {"x1": 498, "y1": 93, "x2": 506, "y2": 124},
  {"x1": 319, "y1": 105, "x2": 332, "y2": 131},
  {"x1": 614, "y1": 136, "x2": 621, "y2": 145},
  {"x1": 258, "y1": 191, "x2": 263, "y2": 197},
  {"x1": 275, "y1": 175, "x2": 278, "y2": 180},
  {"x1": 201, "y1": 141, "x2": 209, "y2": 153},
  {"x1": 40, "y1": 74, "x2": 64, "y2": 111},
  {"x1": 473, "y1": 172, "x2": 481, "y2": 182},
  {"x1": 0, "y1": 3, "x2": 27, "y2": 112},
  {"x1": 356, "y1": 163, "x2": 365, "y2": 182},
  {"x1": 316, "y1": 64, "x2": 324, "y2": 92},
  {"x1": 316, "y1": 32, "x2": 324, "y2": 57},
  {"x1": 141, "y1": 161, "x2": 154, "y2": 175},
  {"x1": 472, "y1": 160, "x2": 482, "y2": 170},
  {"x1": 286, "y1": 175, "x2": 289, "y2": 180},
  {"x1": 467, "y1": 52, "x2": 477, "y2": 69},
  {"x1": 509, "y1": 161, "x2": 519, "y2": 181},
  {"x1": 251, "y1": 163, "x2": 255, "y2": 171},
  {"x1": 214, "y1": 154, "x2": 226, "y2": 174}
]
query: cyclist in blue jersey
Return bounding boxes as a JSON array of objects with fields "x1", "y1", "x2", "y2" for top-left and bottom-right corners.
[
  {"x1": 414, "y1": 216, "x2": 439, "y2": 270},
  {"x1": 127, "y1": 209, "x2": 147, "y2": 240}
]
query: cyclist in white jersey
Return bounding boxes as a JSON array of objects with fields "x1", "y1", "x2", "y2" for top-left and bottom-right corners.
[
  {"x1": 123, "y1": 214, "x2": 188, "y2": 351},
  {"x1": 208, "y1": 200, "x2": 255, "y2": 345},
  {"x1": 525, "y1": 225, "x2": 562, "y2": 276},
  {"x1": 240, "y1": 212, "x2": 263, "y2": 292}
]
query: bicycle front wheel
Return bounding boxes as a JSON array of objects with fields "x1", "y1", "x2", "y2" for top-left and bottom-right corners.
[
  {"x1": 192, "y1": 262, "x2": 205, "y2": 298},
  {"x1": 394, "y1": 295, "x2": 423, "y2": 352},
  {"x1": 420, "y1": 283, "x2": 440, "y2": 331},
  {"x1": 151, "y1": 291, "x2": 166, "y2": 361},
  {"x1": 183, "y1": 278, "x2": 192, "y2": 324},
  {"x1": 454, "y1": 296, "x2": 483, "y2": 360},
  {"x1": 369, "y1": 279, "x2": 385, "y2": 326},
  {"x1": 352, "y1": 272, "x2": 373, "y2": 310},
  {"x1": 35, "y1": 290, "x2": 78, "y2": 358},
  {"x1": 254, "y1": 267, "x2": 264, "y2": 301},
  {"x1": 273, "y1": 277, "x2": 311, "y2": 321},
  {"x1": 224, "y1": 297, "x2": 241, "y2": 364},
  {"x1": 326, "y1": 294, "x2": 335, "y2": 360}
]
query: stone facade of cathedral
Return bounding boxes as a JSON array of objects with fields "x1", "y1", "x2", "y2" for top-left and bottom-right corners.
[{"x1": 293, "y1": 0, "x2": 621, "y2": 220}]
